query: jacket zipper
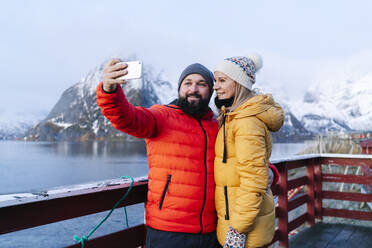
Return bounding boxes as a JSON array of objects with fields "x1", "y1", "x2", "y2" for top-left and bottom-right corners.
[
  {"x1": 197, "y1": 119, "x2": 208, "y2": 234},
  {"x1": 159, "y1": 175, "x2": 172, "y2": 210},
  {"x1": 224, "y1": 186, "x2": 230, "y2": 220}
]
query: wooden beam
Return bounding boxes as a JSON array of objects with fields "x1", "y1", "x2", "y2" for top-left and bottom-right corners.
[
  {"x1": 288, "y1": 194, "x2": 308, "y2": 212},
  {"x1": 306, "y1": 160, "x2": 315, "y2": 226},
  {"x1": 322, "y1": 190, "x2": 372, "y2": 202},
  {"x1": 323, "y1": 208, "x2": 372, "y2": 221},
  {"x1": 321, "y1": 157, "x2": 372, "y2": 168},
  {"x1": 288, "y1": 176, "x2": 308, "y2": 191},
  {"x1": 288, "y1": 213, "x2": 308, "y2": 232},
  {"x1": 322, "y1": 173, "x2": 372, "y2": 184},
  {"x1": 277, "y1": 163, "x2": 289, "y2": 248},
  {"x1": 0, "y1": 182, "x2": 148, "y2": 235}
]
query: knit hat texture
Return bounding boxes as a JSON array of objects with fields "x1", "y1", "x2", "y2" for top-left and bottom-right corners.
[
  {"x1": 214, "y1": 54, "x2": 263, "y2": 90},
  {"x1": 178, "y1": 63, "x2": 214, "y2": 92}
]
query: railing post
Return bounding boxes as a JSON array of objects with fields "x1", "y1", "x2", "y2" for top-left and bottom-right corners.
[
  {"x1": 314, "y1": 157, "x2": 323, "y2": 220},
  {"x1": 306, "y1": 159, "x2": 315, "y2": 226},
  {"x1": 277, "y1": 162, "x2": 288, "y2": 248}
]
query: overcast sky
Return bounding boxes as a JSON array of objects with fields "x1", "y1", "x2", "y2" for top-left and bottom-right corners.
[{"x1": 1, "y1": 0, "x2": 372, "y2": 118}]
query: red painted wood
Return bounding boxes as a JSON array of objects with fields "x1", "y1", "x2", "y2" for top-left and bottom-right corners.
[
  {"x1": 306, "y1": 161, "x2": 315, "y2": 226},
  {"x1": 321, "y1": 157, "x2": 372, "y2": 168},
  {"x1": 360, "y1": 139, "x2": 372, "y2": 149},
  {"x1": 0, "y1": 182, "x2": 148, "y2": 235},
  {"x1": 284, "y1": 159, "x2": 313, "y2": 170},
  {"x1": 322, "y1": 173, "x2": 372, "y2": 184},
  {"x1": 314, "y1": 159, "x2": 323, "y2": 220},
  {"x1": 322, "y1": 190, "x2": 372, "y2": 202},
  {"x1": 275, "y1": 206, "x2": 280, "y2": 219},
  {"x1": 288, "y1": 213, "x2": 308, "y2": 232},
  {"x1": 287, "y1": 176, "x2": 308, "y2": 190},
  {"x1": 65, "y1": 224, "x2": 146, "y2": 248},
  {"x1": 277, "y1": 162, "x2": 289, "y2": 248},
  {"x1": 271, "y1": 184, "x2": 279, "y2": 196},
  {"x1": 288, "y1": 194, "x2": 308, "y2": 212},
  {"x1": 323, "y1": 208, "x2": 372, "y2": 221}
]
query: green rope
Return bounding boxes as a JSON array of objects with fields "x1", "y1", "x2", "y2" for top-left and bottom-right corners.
[{"x1": 73, "y1": 176, "x2": 134, "y2": 248}]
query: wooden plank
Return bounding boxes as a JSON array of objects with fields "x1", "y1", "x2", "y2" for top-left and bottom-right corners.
[
  {"x1": 288, "y1": 194, "x2": 308, "y2": 212},
  {"x1": 65, "y1": 224, "x2": 146, "y2": 248},
  {"x1": 323, "y1": 208, "x2": 372, "y2": 221},
  {"x1": 271, "y1": 184, "x2": 279, "y2": 196},
  {"x1": 322, "y1": 173, "x2": 372, "y2": 184},
  {"x1": 314, "y1": 160, "x2": 323, "y2": 220},
  {"x1": 277, "y1": 164, "x2": 289, "y2": 247},
  {"x1": 321, "y1": 157, "x2": 372, "y2": 168},
  {"x1": 275, "y1": 206, "x2": 280, "y2": 218},
  {"x1": 288, "y1": 176, "x2": 308, "y2": 190},
  {"x1": 322, "y1": 190, "x2": 372, "y2": 202},
  {"x1": 285, "y1": 159, "x2": 313, "y2": 170},
  {"x1": 0, "y1": 182, "x2": 148, "y2": 235},
  {"x1": 306, "y1": 161, "x2": 315, "y2": 226},
  {"x1": 288, "y1": 213, "x2": 308, "y2": 232}
]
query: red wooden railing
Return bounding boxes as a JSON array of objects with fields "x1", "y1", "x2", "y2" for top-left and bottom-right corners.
[
  {"x1": 270, "y1": 154, "x2": 372, "y2": 247},
  {"x1": 360, "y1": 139, "x2": 372, "y2": 154},
  {"x1": 0, "y1": 154, "x2": 371, "y2": 248}
]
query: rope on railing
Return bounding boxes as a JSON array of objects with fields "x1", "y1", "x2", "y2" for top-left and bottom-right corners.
[{"x1": 73, "y1": 176, "x2": 134, "y2": 248}]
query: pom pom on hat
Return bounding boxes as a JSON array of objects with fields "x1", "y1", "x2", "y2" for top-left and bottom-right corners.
[
  {"x1": 214, "y1": 53, "x2": 263, "y2": 90},
  {"x1": 247, "y1": 53, "x2": 263, "y2": 72}
]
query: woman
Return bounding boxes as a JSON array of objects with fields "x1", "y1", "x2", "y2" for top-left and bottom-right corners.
[{"x1": 213, "y1": 55, "x2": 284, "y2": 248}]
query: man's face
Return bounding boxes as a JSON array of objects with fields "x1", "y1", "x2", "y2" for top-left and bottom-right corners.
[
  {"x1": 178, "y1": 74, "x2": 211, "y2": 116},
  {"x1": 179, "y1": 74, "x2": 211, "y2": 103}
]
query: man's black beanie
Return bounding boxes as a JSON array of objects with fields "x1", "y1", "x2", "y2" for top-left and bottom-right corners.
[{"x1": 178, "y1": 63, "x2": 214, "y2": 93}]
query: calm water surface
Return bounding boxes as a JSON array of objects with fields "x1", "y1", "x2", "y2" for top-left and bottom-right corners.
[
  {"x1": 0, "y1": 140, "x2": 307, "y2": 247},
  {"x1": 0, "y1": 141, "x2": 306, "y2": 195}
]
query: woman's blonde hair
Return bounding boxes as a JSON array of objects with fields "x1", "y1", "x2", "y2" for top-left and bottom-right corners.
[{"x1": 217, "y1": 82, "x2": 255, "y2": 127}]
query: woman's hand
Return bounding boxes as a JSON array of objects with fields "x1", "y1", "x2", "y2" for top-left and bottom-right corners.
[{"x1": 223, "y1": 226, "x2": 247, "y2": 248}]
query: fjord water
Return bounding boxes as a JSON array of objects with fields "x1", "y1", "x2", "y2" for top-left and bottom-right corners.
[{"x1": 0, "y1": 140, "x2": 307, "y2": 247}]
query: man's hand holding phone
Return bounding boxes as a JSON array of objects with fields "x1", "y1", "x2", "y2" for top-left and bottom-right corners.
[{"x1": 102, "y1": 59, "x2": 142, "y2": 93}]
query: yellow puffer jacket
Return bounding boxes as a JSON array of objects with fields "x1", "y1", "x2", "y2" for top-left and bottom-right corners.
[{"x1": 214, "y1": 94, "x2": 284, "y2": 247}]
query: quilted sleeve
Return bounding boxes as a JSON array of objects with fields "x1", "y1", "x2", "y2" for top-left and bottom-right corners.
[{"x1": 96, "y1": 82, "x2": 158, "y2": 138}]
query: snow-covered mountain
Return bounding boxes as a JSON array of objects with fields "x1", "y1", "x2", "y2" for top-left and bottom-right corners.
[
  {"x1": 23, "y1": 60, "x2": 174, "y2": 141},
  {"x1": 0, "y1": 109, "x2": 46, "y2": 140},
  {"x1": 5, "y1": 58, "x2": 371, "y2": 142},
  {"x1": 271, "y1": 104, "x2": 313, "y2": 142},
  {"x1": 289, "y1": 73, "x2": 372, "y2": 133}
]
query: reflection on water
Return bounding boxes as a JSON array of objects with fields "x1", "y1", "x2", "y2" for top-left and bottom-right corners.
[
  {"x1": 0, "y1": 141, "x2": 148, "y2": 195},
  {"x1": 0, "y1": 141, "x2": 308, "y2": 195},
  {"x1": 33, "y1": 140, "x2": 147, "y2": 157},
  {"x1": 271, "y1": 142, "x2": 308, "y2": 160}
]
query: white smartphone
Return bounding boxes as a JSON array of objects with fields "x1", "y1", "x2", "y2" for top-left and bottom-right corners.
[{"x1": 117, "y1": 61, "x2": 142, "y2": 80}]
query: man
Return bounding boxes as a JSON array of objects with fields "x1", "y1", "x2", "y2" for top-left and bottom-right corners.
[{"x1": 97, "y1": 59, "x2": 220, "y2": 248}]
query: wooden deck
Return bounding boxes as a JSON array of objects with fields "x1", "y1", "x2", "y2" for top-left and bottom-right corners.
[{"x1": 289, "y1": 223, "x2": 372, "y2": 248}]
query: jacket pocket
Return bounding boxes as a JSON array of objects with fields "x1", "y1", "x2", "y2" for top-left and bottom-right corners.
[
  {"x1": 159, "y1": 175, "x2": 172, "y2": 210},
  {"x1": 224, "y1": 186, "x2": 230, "y2": 220}
]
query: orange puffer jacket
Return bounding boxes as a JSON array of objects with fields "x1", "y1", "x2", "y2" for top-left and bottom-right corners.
[{"x1": 96, "y1": 83, "x2": 218, "y2": 234}]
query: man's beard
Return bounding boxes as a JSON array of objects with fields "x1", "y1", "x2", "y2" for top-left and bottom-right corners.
[{"x1": 178, "y1": 93, "x2": 210, "y2": 118}]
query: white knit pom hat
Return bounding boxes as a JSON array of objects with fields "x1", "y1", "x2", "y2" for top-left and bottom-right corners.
[{"x1": 214, "y1": 54, "x2": 263, "y2": 90}]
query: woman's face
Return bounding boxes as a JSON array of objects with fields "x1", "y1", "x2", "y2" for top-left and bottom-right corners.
[{"x1": 213, "y1": 71, "x2": 236, "y2": 99}]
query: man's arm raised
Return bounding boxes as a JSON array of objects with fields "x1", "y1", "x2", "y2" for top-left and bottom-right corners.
[{"x1": 96, "y1": 58, "x2": 158, "y2": 138}]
